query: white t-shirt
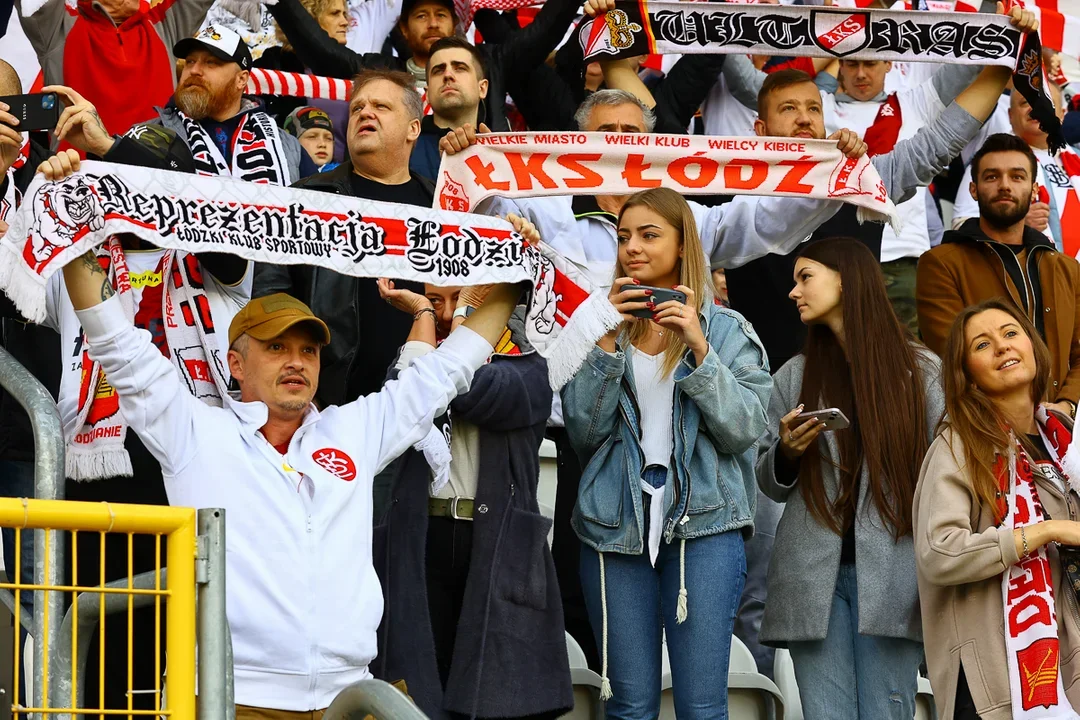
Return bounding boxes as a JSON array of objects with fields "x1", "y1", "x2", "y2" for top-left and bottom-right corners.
[
  {"x1": 632, "y1": 348, "x2": 675, "y2": 469},
  {"x1": 823, "y1": 81, "x2": 946, "y2": 262}
]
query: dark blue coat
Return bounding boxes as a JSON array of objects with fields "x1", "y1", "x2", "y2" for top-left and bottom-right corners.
[{"x1": 372, "y1": 337, "x2": 572, "y2": 719}]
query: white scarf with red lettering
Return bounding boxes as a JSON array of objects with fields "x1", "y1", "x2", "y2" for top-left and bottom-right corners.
[
  {"x1": 64, "y1": 240, "x2": 231, "y2": 480},
  {"x1": 1002, "y1": 407, "x2": 1080, "y2": 719},
  {"x1": 434, "y1": 132, "x2": 898, "y2": 227}
]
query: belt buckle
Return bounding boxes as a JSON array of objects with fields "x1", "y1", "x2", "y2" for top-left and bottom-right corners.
[{"x1": 450, "y1": 496, "x2": 473, "y2": 522}]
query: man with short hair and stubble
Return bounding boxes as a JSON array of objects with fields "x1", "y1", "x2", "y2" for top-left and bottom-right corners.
[
  {"x1": 411, "y1": 36, "x2": 489, "y2": 180},
  {"x1": 918, "y1": 132, "x2": 1080, "y2": 421}
]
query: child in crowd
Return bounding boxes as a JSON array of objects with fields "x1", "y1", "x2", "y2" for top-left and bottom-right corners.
[{"x1": 284, "y1": 106, "x2": 339, "y2": 174}]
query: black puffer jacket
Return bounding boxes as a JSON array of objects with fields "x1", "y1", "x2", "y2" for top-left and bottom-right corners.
[
  {"x1": 267, "y1": 0, "x2": 580, "y2": 132},
  {"x1": 251, "y1": 161, "x2": 430, "y2": 407}
]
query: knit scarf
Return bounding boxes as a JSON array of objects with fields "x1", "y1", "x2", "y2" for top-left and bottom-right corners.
[
  {"x1": 1001, "y1": 407, "x2": 1080, "y2": 718},
  {"x1": 434, "y1": 131, "x2": 899, "y2": 226},
  {"x1": 862, "y1": 94, "x2": 903, "y2": 157},
  {"x1": 0, "y1": 138, "x2": 30, "y2": 226},
  {"x1": 579, "y1": 0, "x2": 1065, "y2": 151},
  {"x1": 65, "y1": 240, "x2": 231, "y2": 479},
  {"x1": 246, "y1": 69, "x2": 433, "y2": 117},
  {"x1": 180, "y1": 108, "x2": 293, "y2": 185},
  {"x1": 0, "y1": 161, "x2": 624, "y2": 393}
]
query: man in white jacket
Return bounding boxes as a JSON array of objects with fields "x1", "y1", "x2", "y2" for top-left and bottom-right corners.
[{"x1": 42, "y1": 151, "x2": 533, "y2": 718}]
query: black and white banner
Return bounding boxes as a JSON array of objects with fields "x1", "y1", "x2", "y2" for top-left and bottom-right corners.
[{"x1": 580, "y1": 2, "x2": 1024, "y2": 64}]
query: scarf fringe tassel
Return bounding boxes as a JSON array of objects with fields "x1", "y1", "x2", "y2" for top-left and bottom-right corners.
[{"x1": 540, "y1": 291, "x2": 623, "y2": 391}]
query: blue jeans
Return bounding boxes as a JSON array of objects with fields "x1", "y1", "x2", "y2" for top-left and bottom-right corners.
[
  {"x1": 788, "y1": 564, "x2": 922, "y2": 720},
  {"x1": 580, "y1": 527, "x2": 746, "y2": 720}
]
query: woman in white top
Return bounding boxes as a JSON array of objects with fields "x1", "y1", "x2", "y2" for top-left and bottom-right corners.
[{"x1": 561, "y1": 187, "x2": 772, "y2": 719}]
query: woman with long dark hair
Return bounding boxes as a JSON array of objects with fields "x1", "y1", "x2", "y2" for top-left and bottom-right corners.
[
  {"x1": 561, "y1": 187, "x2": 771, "y2": 719},
  {"x1": 915, "y1": 299, "x2": 1080, "y2": 719},
  {"x1": 755, "y1": 237, "x2": 943, "y2": 719}
]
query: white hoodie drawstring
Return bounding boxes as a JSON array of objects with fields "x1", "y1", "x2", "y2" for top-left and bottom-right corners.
[
  {"x1": 676, "y1": 538, "x2": 688, "y2": 623},
  {"x1": 599, "y1": 552, "x2": 613, "y2": 701}
]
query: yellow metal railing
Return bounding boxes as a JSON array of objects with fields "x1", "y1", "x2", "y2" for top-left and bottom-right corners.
[{"x1": 0, "y1": 498, "x2": 197, "y2": 719}]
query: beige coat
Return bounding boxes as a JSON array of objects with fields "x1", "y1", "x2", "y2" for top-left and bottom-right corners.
[{"x1": 914, "y1": 427, "x2": 1080, "y2": 719}]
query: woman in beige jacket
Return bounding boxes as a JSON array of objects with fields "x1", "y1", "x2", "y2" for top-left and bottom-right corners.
[{"x1": 914, "y1": 298, "x2": 1080, "y2": 720}]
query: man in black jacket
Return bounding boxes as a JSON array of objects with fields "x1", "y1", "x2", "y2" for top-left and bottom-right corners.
[
  {"x1": 253, "y1": 69, "x2": 431, "y2": 407},
  {"x1": 267, "y1": 0, "x2": 580, "y2": 131}
]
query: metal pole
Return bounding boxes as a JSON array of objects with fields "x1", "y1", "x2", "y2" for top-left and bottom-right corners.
[
  {"x1": 196, "y1": 509, "x2": 229, "y2": 720},
  {"x1": 324, "y1": 679, "x2": 429, "y2": 720},
  {"x1": 0, "y1": 345, "x2": 65, "y2": 718}
]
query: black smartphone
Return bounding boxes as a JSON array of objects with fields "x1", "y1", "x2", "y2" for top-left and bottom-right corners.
[
  {"x1": 618, "y1": 284, "x2": 688, "y2": 319},
  {"x1": 0, "y1": 93, "x2": 60, "y2": 133}
]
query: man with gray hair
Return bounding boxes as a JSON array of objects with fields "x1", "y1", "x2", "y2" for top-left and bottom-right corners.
[{"x1": 253, "y1": 69, "x2": 432, "y2": 407}]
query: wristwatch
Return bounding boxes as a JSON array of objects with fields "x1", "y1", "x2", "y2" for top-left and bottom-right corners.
[{"x1": 452, "y1": 305, "x2": 475, "y2": 320}]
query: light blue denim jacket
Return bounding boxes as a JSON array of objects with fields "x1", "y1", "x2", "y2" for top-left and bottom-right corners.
[{"x1": 561, "y1": 303, "x2": 772, "y2": 555}]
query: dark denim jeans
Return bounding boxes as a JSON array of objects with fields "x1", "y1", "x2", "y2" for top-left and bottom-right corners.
[{"x1": 580, "y1": 528, "x2": 746, "y2": 720}]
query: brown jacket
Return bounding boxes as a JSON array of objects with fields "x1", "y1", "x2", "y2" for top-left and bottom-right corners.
[
  {"x1": 916, "y1": 219, "x2": 1080, "y2": 405},
  {"x1": 914, "y1": 427, "x2": 1080, "y2": 720}
]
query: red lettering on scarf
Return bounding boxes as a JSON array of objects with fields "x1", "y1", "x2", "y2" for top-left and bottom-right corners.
[
  {"x1": 555, "y1": 154, "x2": 604, "y2": 188},
  {"x1": 505, "y1": 153, "x2": 559, "y2": 190},
  {"x1": 622, "y1": 155, "x2": 662, "y2": 188},
  {"x1": 464, "y1": 156, "x2": 511, "y2": 191},
  {"x1": 776, "y1": 157, "x2": 817, "y2": 194},
  {"x1": 723, "y1": 159, "x2": 768, "y2": 190}
]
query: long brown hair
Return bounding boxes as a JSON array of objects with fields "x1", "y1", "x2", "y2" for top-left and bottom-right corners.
[
  {"x1": 614, "y1": 188, "x2": 712, "y2": 378},
  {"x1": 941, "y1": 298, "x2": 1053, "y2": 523},
  {"x1": 796, "y1": 238, "x2": 928, "y2": 540}
]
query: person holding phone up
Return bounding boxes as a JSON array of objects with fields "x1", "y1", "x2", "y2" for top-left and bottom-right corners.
[
  {"x1": 560, "y1": 187, "x2": 771, "y2": 720},
  {"x1": 755, "y1": 237, "x2": 944, "y2": 720}
]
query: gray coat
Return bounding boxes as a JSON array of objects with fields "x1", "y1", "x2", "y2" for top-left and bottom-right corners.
[{"x1": 755, "y1": 349, "x2": 944, "y2": 645}]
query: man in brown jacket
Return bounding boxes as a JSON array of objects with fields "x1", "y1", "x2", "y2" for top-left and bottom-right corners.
[{"x1": 917, "y1": 133, "x2": 1080, "y2": 418}]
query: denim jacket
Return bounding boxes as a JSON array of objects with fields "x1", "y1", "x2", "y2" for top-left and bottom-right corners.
[{"x1": 561, "y1": 303, "x2": 772, "y2": 554}]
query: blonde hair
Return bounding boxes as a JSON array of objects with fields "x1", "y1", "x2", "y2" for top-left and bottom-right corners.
[
  {"x1": 275, "y1": 0, "x2": 349, "y2": 52},
  {"x1": 615, "y1": 188, "x2": 712, "y2": 378}
]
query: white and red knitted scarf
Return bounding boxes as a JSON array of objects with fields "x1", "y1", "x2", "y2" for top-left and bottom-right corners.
[
  {"x1": 0, "y1": 161, "x2": 623, "y2": 391},
  {"x1": 64, "y1": 240, "x2": 231, "y2": 479},
  {"x1": 0, "y1": 138, "x2": 30, "y2": 227},
  {"x1": 999, "y1": 407, "x2": 1080, "y2": 719},
  {"x1": 434, "y1": 131, "x2": 898, "y2": 226},
  {"x1": 178, "y1": 108, "x2": 293, "y2": 186}
]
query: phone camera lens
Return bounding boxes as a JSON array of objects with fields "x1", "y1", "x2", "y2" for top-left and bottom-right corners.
[{"x1": 41, "y1": 95, "x2": 55, "y2": 110}]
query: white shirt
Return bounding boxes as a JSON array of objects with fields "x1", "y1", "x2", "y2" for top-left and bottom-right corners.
[
  {"x1": 632, "y1": 348, "x2": 675, "y2": 469},
  {"x1": 823, "y1": 81, "x2": 947, "y2": 262}
]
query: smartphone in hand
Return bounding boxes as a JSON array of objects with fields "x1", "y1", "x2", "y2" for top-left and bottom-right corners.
[
  {"x1": 794, "y1": 408, "x2": 850, "y2": 431},
  {"x1": 618, "y1": 284, "x2": 687, "y2": 318},
  {"x1": 0, "y1": 93, "x2": 60, "y2": 133}
]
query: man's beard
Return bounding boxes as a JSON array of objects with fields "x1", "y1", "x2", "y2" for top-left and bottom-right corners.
[
  {"x1": 977, "y1": 189, "x2": 1032, "y2": 230},
  {"x1": 175, "y1": 82, "x2": 234, "y2": 121}
]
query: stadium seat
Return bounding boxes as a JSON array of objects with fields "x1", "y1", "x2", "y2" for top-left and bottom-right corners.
[
  {"x1": 563, "y1": 631, "x2": 605, "y2": 720},
  {"x1": 773, "y1": 648, "x2": 803, "y2": 720},
  {"x1": 660, "y1": 635, "x2": 786, "y2": 720},
  {"x1": 915, "y1": 674, "x2": 935, "y2": 720}
]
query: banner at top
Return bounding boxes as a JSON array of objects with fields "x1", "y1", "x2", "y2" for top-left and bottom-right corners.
[{"x1": 579, "y1": 1, "x2": 1024, "y2": 64}]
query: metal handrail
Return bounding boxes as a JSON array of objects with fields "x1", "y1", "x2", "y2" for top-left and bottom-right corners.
[
  {"x1": 324, "y1": 679, "x2": 429, "y2": 720},
  {"x1": 0, "y1": 344, "x2": 66, "y2": 715}
]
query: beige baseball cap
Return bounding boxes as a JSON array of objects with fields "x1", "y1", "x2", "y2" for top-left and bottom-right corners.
[{"x1": 228, "y1": 294, "x2": 331, "y2": 347}]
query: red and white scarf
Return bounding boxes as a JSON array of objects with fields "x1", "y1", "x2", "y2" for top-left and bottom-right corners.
[
  {"x1": 179, "y1": 108, "x2": 293, "y2": 185},
  {"x1": 65, "y1": 240, "x2": 232, "y2": 479},
  {"x1": 246, "y1": 69, "x2": 433, "y2": 117},
  {"x1": 0, "y1": 161, "x2": 622, "y2": 393},
  {"x1": 434, "y1": 132, "x2": 898, "y2": 226},
  {"x1": 1000, "y1": 407, "x2": 1080, "y2": 719},
  {"x1": 0, "y1": 138, "x2": 31, "y2": 227},
  {"x1": 1043, "y1": 150, "x2": 1080, "y2": 258}
]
